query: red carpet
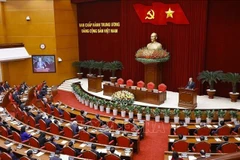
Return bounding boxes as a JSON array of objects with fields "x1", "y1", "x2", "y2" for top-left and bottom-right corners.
[{"x1": 54, "y1": 90, "x2": 170, "y2": 160}]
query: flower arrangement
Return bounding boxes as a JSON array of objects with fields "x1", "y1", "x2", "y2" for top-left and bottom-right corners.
[
  {"x1": 135, "y1": 47, "x2": 170, "y2": 64},
  {"x1": 111, "y1": 90, "x2": 134, "y2": 105}
]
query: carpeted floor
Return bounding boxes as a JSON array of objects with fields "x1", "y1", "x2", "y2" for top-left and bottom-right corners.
[{"x1": 54, "y1": 90, "x2": 170, "y2": 160}]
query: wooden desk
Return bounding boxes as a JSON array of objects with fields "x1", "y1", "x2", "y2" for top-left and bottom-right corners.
[
  {"x1": 103, "y1": 84, "x2": 166, "y2": 105},
  {"x1": 88, "y1": 76, "x2": 103, "y2": 92},
  {"x1": 178, "y1": 88, "x2": 198, "y2": 109},
  {"x1": 164, "y1": 151, "x2": 225, "y2": 160}
]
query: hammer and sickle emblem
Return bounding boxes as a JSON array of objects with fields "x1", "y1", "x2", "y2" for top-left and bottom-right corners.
[{"x1": 145, "y1": 9, "x2": 155, "y2": 20}]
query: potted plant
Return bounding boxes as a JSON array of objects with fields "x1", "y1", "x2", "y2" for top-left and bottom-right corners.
[
  {"x1": 81, "y1": 93, "x2": 87, "y2": 104},
  {"x1": 112, "y1": 102, "x2": 119, "y2": 116},
  {"x1": 221, "y1": 72, "x2": 240, "y2": 102},
  {"x1": 84, "y1": 94, "x2": 90, "y2": 106},
  {"x1": 135, "y1": 105, "x2": 144, "y2": 120},
  {"x1": 72, "y1": 61, "x2": 83, "y2": 79},
  {"x1": 99, "y1": 99, "x2": 106, "y2": 112},
  {"x1": 206, "y1": 110, "x2": 214, "y2": 124},
  {"x1": 105, "y1": 101, "x2": 112, "y2": 114},
  {"x1": 197, "y1": 70, "x2": 223, "y2": 99},
  {"x1": 145, "y1": 107, "x2": 151, "y2": 121},
  {"x1": 172, "y1": 109, "x2": 180, "y2": 123},
  {"x1": 89, "y1": 96, "x2": 94, "y2": 108},
  {"x1": 104, "y1": 61, "x2": 123, "y2": 83},
  {"x1": 194, "y1": 110, "x2": 202, "y2": 124},
  {"x1": 183, "y1": 109, "x2": 191, "y2": 124},
  {"x1": 229, "y1": 110, "x2": 238, "y2": 122},
  {"x1": 120, "y1": 103, "x2": 127, "y2": 117},
  {"x1": 127, "y1": 105, "x2": 135, "y2": 118},
  {"x1": 153, "y1": 108, "x2": 161, "y2": 122},
  {"x1": 162, "y1": 108, "x2": 171, "y2": 123},
  {"x1": 82, "y1": 60, "x2": 95, "y2": 77},
  {"x1": 94, "y1": 98, "x2": 100, "y2": 110},
  {"x1": 91, "y1": 97, "x2": 97, "y2": 109},
  {"x1": 218, "y1": 109, "x2": 226, "y2": 123},
  {"x1": 94, "y1": 61, "x2": 105, "y2": 78}
]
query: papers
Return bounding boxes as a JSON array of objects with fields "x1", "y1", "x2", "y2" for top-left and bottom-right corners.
[
  {"x1": 5, "y1": 143, "x2": 14, "y2": 147},
  {"x1": 60, "y1": 155, "x2": 69, "y2": 160},
  {"x1": 213, "y1": 125, "x2": 218, "y2": 128},
  {"x1": 214, "y1": 137, "x2": 222, "y2": 142},
  {"x1": 18, "y1": 125, "x2": 24, "y2": 128},
  {"x1": 234, "y1": 137, "x2": 240, "y2": 141},
  {"x1": 5, "y1": 117, "x2": 11, "y2": 121},
  {"x1": 207, "y1": 125, "x2": 212, "y2": 128},
  {"x1": 78, "y1": 126, "x2": 83, "y2": 130},
  {"x1": 27, "y1": 130, "x2": 34, "y2": 133},
  {"x1": 79, "y1": 143, "x2": 87, "y2": 147},
  {"x1": 61, "y1": 140, "x2": 68, "y2": 145},
  {"x1": 195, "y1": 125, "x2": 200, "y2": 128},
  {"x1": 188, "y1": 156, "x2": 197, "y2": 160},
  {"x1": 196, "y1": 138, "x2": 201, "y2": 142},
  {"x1": 168, "y1": 156, "x2": 172, "y2": 160},
  {"x1": 65, "y1": 123, "x2": 70, "y2": 126},
  {"x1": 169, "y1": 139, "x2": 175, "y2": 142},
  {"x1": 115, "y1": 150, "x2": 121, "y2": 156},
  {"x1": 91, "y1": 129, "x2": 96, "y2": 133},
  {"x1": 226, "y1": 124, "x2": 233, "y2": 127},
  {"x1": 30, "y1": 132, "x2": 37, "y2": 136},
  {"x1": 36, "y1": 152, "x2": 44, "y2": 157},
  {"x1": 171, "y1": 124, "x2": 176, "y2": 128},
  {"x1": 96, "y1": 148, "x2": 107, "y2": 153}
]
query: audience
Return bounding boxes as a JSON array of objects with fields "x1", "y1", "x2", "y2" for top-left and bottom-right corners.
[
  {"x1": 171, "y1": 151, "x2": 183, "y2": 160},
  {"x1": 66, "y1": 141, "x2": 80, "y2": 156},
  {"x1": 70, "y1": 121, "x2": 79, "y2": 135},
  {"x1": 50, "y1": 150, "x2": 62, "y2": 160},
  {"x1": 38, "y1": 132, "x2": 49, "y2": 147},
  {"x1": 109, "y1": 146, "x2": 120, "y2": 158},
  {"x1": 95, "y1": 114, "x2": 104, "y2": 126},
  {"x1": 44, "y1": 115, "x2": 52, "y2": 127},
  {"x1": 20, "y1": 126, "x2": 31, "y2": 141},
  {"x1": 7, "y1": 147, "x2": 19, "y2": 160},
  {"x1": 91, "y1": 144, "x2": 101, "y2": 159},
  {"x1": 211, "y1": 121, "x2": 225, "y2": 135},
  {"x1": 80, "y1": 110, "x2": 89, "y2": 123},
  {"x1": 49, "y1": 136, "x2": 62, "y2": 151},
  {"x1": 233, "y1": 123, "x2": 240, "y2": 133},
  {"x1": 216, "y1": 136, "x2": 229, "y2": 151},
  {"x1": 54, "y1": 120, "x2": 63, "y2": 131},
  {"x1": 26, "y1": 150, "x2": 37, "y2": 160},
  {"x1": 0, "y1": 117, "x2": 12, "y2": 135},
  {"x1": 196, "y1": 150, "x2": 206, "y2": 160}
]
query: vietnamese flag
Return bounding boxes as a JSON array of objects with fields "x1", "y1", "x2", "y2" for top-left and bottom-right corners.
[{"x1": 134, "y1": 2, "x2": 189, "y2": 25}]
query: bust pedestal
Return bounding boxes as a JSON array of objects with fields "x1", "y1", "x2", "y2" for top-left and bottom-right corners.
[{"x1": 144, "y1": 63, "x2": 162, "y2": 86}]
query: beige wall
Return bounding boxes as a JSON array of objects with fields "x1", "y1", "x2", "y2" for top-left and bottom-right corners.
[{"x1": 0, "y1": 0, "x2": 79, "y2": 86}]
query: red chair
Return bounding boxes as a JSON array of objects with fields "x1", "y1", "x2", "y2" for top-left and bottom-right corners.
[
  {"x1": 12, "y1": 131, "x2": 29, "y2": 143},
  {"x1": 8, "y1": 93, "x2": 18, "y2": 106},
  {"x1": 63, "y1": 126, "x2": 79, "y2": 138},
  {"x1": 192, "y1": 141, "x2": 211, "y2": 153},
  {"x1": 105, "y1": 154, "x2": 120, "y2": 160},
  {"x1": 174, "y1": 126, "x2": 189, "y2": 135},
  {"x1": 63, "y1": 110, "x2": 76, "y2": 121},
  {"x1": 124, "y1": 123, "x2": 140, "y2": 133},
  {"x1": 158, "y1": 83, "x2": 167, "y2": 92},
  {"x1": 194, "y1": 127, "x2": 211, "y2": 136},
  {"x1": 97, "y1": 133, "x2": 114, "y2": 145},
  {"x1": 76, "y1": 115, "x2": 86, "y2": 124},
  {"x1": 22, "y1": 111, "x2": 29, "y2": 124},
  {"x1": 117, "y1": 78, "x2": 124, "y2": 85},
  {"x1": 46, "y1": 103, "x2": 53, "y2": 114},
  {"x1": 0, "y1": 152, "x2": 12, "y2": 160},
  {"x1": 50, "y1": 123, "x2": 63, "y2": 135},
  {"x1": 79, "y1": 130, "x2": 95, "y2": 142},
  {"x1": 217, "y1": 143, "x2": 238, "y2": 153},
  {"x1": 107, "y1": 121, "x2": 122, "y2": 130},
  {"x1": 20, "y1": 157, "x2": 31, "y2": 160},
  {"x1": 29, "y1": 137, "x2": 45, "y2": 149},
  {"x1": 35, "y1": 100, "x2": 45, "y2": 111},
  {"x1": 15, "y1": 106, "x2": 23, "y2": 120},
  {"x1": 28, "y1": 115, "x2": 39, "y2": 128},
  {"x1": 44, "y1": 142, "x2": 56, "y2": 152},
  {"x1": 116, "y1": 136, "x2": 134, "y2": 148},
  {"x1": 91, "y1": 118, "x2": 101, "y2": 127},
  {"x1": 53, "y1": 107, "x2": 63, "y2": 118},
  {"x1": 0, "y1": 126, "x2": 12, "y2": 138},
  {"x1": 62, "y1": 146, "x2": 76, "y2": 156},
  {"x1": 171, "y1": 140, "x2": 189, "y2": 152},
  {"x1": 147, "y1": 82, "x2": 155, "y2": 91},
  {"x1": 39, "y1": 119, "x2": 50, "y2": 131},
  {"x1": 137, "y1": 81, "x2": 145, "y2": 88},
  {"x1": 126, "y1": 79, "x2": 134, "y2": 87},
  {"x1": 232, "y1": 127, "x2": 240, "y2": 135},
  {"x1": 82, "y1": 151, "x2": 98, "y2": 160},
  {"x1": 215, "y1": 126, "x2": 231, "y2": 135}
]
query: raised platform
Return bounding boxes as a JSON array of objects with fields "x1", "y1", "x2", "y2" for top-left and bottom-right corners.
[{"x1": 61, "y1": 78, "x2": 240, "y2": 110}]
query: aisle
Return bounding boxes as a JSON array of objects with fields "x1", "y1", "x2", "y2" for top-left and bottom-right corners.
[{"x1": 54, "y1": 90, "x2": 170, "y2": 160}]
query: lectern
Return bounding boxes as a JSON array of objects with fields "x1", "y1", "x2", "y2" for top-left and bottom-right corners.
[
  {"x1": 178, "y1": 88, "x2": 198, "y2": 109},
  {"x1": 88, "y1": 76, "x2": 103, "y2": 92}
]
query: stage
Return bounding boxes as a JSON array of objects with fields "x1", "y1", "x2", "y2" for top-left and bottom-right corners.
[{"x1": 62, "y1": 78, "x2": 240, "y2": 110}]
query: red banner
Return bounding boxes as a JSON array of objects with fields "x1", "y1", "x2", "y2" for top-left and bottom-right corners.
[{"x1": 133, "y1": 2, "x2": 189, "y2": 25}]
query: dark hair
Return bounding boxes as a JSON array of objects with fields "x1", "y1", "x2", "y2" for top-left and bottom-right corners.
[
  {"x1": 54, "y1": 120, "x2": 58, "y2": 124},
  {"x1": 129, "y1": 118, "x2": 133, "y2": 123},
  {"x1": 50, "y1": 136, "x2": 54, "y2": 142},
  {"x1": 27, "y1": 150, "x2": 33, "y2": 157},
  {"x1": 80, "y1": 110, "x2": 84, "y2": 115},
  {"x1": 200, "y1": 136, "x2": 205, "y2": 141},
  {"x1": 220, "y1": 121, "x2": 225, "y2": 126},
  {"x1": 172, "y1": 151, "x2": 179, "y2": 159},
  {"x1": 55, "y1": 150, "x2": 60, "y2": 155},
  {"x1": 20, "y1": 126, "x2": 26, "y2": 133},
  {"x1": 68, "y1": 141, "x2": 73, "y2": 147},
  {"x1": 179, "y1": 121, "x2": 184, "y2": 126},
  {"x1": 124, "y1": 133, "x2": 128, "y2": 137},
  {"x1": 110, "y1": 147, "x2": 115, "y2": 154},
  {"x1": 83, "y1": 126, "x2": 88, "y2": 131},
  {"x1": 178, "y1": 134, "x2": 183, "y2": 140},
  {"x1": 200, "y1": 149, "x2": 206, "y2": 156},
  {"x1": 110, "y1": 117, "x2": 115, "y2": 121},
  {"x1": 6, "y1": 147, "x2": 12, "y2": 153},
  {"x1": 48, "y1": 115, "x2": 52, "y2": 119},
  {"x1": 0, "y1": 117, "x2": 2, "y2": 121},
  {"x1": 223, "y1": 136, "x2": 228, "y2": 141},
  {"x1": 91, "y1": 144, "x2": 96, "y2": 150},
  {"x1": 96, "y1": 114, "x2": 100, "y2": 119},
  {"x1": 38, "y1": 132, "x2": 46, "y2": 140}
]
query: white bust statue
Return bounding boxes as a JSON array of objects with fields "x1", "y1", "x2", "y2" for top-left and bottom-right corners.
[{"x1": 147, "y1": 32, "x2": 162, "y2": 50}]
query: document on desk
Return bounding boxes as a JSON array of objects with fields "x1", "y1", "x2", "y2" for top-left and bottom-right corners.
[
  {"x1": 207, "y1": 125, "x2": 212, "y2": 128},
  {"x1": 213, "y1": 125, "x2": 218, "y2": 128},
  {"x1": 65, "y1": 123, "x2": 70, "y2": 126},
  {"x1": 195, "y1": 138, "x2": 200, "y2": 142},
  {"x1": 11, "y1": 121, "x2": 18, "y2": 124},
  {"x1": 169, "y1": 139, "x2": 175, "y2": 142},
  {"x1": 214, "y1": 137, "x2": 222, "y2": 142},
  {"x1": 79, "y1": 143, "x2": 87, "y2": 147},
  {"x1": 234, "y1": 137, "x2": 240, "y2": 141},
  {"x1": 5, "y1": 143, "x2": 14, "y2": 147},
  {"x1": 115, "y1": 151, "x2": 121, "y2": 156},
  {"x1": 171, "y1": 124, "x2": 176, "y2": 128},
  {"x1": 27, "y1": 130, "x2": 34, "y2": 133},
  {"x1": 61, "y1": 140, "x2": 68, "y2": 145},
  {"x1": 36, "y1": 152, "x2": 44, "y2": 157},
  {"x1": 96, "y1": 148, "x2": 107, "y2": 153},
  {"x1": 226, "y1": 124, "x2": 233, "y2": 127},
  {"x1": 188, "y1": 156, "x2": 197, "y2": 160},
  {"x1": 30, "y1": 132, "x2": 37, "y2": 136},
  {"x1": 195, "y1": 125, "x2": 200, "y2": 128}
]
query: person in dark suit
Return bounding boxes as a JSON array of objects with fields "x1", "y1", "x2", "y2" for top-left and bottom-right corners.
[
  {"x1": 12, "y1": 90, "x2": 21, "y2": 105},
  {"x1": 216, "y1": 136, "x2": 229, "y2": 151},
  {"x1": 211, "y1": 120, "x2": 225, "y2": 135},
  {"x1": 171, "y1": 151, "x2": 183, "y2": 160},
  {"x1": 38, "y1": 132, "x2": 49, "y2": 147},
  {"x1": 4, "y1": 81, "x2": 10, "y2": 90},
  {"x1": 49, "y1": 136, "x2": 62, "y2": 151},
  {"x1": 233, "y1": 124, "x2": 240, "y2": 133},
  {"x1": 95, "y1": 114, "x2": 104, "y2": 126},
  {"x1": 185, "y1": 77, "x2": 195, "y2": 89},
  {"x1": 22, "y1": 82, "x2": 29, "y2": 90},
  {"x1": 50, "y1": 150, "x2": 62, "y2": 160},
  {"x1": 70, "y1": 121, "x2": 79, "y2": 135},
  {"x1": 18, "y1": 84, "x2": 25, "y2": 95},
  {"x1": 34, "y1": 112, "x2": 43, "y2": 124},
  {"x1": 91, "y1": 144, "x2": 101, "y2": 159},
  {"x1": 54, "y1": 120, "x2": 63, "y2": 131},
  {"x1": 109, "y1": 147, "x2": 120, "y2": 158},
  {"x1": 196, "y1": 150, "x2": 206, "y2": 160},
  {"x1": 7, "y1": 147, "x2": 19, "y2": 160},
  {"x1": 67, "y1": 141, "x2": 81, "y2": 156},
  {"x1": 109, "y1": 117, "x2": 122, "y2": 129},
  {"x1": 80, "y1": 110, "x2": 89, "y2": 123},
  {"x1": 44, "y1": 115, "x2": 52, "y2": 127},
  {"x1": 0, "y1": 83, "x2": 6, "y2": 93},
  {"x1": 172, "y1": 134, "x2": 184, "y2": 148},
  {"x1": 0, "y1": 117, "x2": 12, "y2": 135},
  {"x1": 26, "y1": 150, "x2": 37, "y2": 160}
]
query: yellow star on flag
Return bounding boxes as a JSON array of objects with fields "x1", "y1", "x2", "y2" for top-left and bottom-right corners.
[{"x1": 165, "y1": 8, "x2": 175, "y2": 18}]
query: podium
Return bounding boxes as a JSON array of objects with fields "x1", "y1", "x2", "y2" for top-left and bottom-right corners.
[
  {"x1": 178, "y1": 88, "x2": 198, "y2": 109},
  {"x1": 88, "y1": 76, "x2": 103, "y2": 92}
]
